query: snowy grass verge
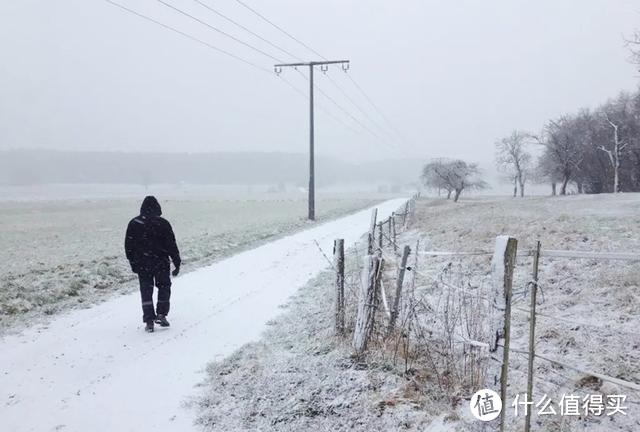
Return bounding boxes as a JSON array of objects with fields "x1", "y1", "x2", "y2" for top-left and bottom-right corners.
[{"x1": 189, "y1": 269, "x2": 458, "y2": 431}]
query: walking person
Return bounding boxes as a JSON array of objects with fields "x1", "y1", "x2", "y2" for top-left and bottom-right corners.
[{"x1": 125, "y1": 196, "x2": 181, "y2": 333}]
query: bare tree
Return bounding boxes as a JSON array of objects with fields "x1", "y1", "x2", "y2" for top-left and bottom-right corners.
[
  {"x1": 495, "y1": 130, "x2": 532, "y2": 197},
  {"x1": 533, "y1": 117, "x2": 585, "y2": 195},
  {"x1": 532, "y1": 152, "x2": 562, "y2": 196},
  {"x1": 598, "y1": 94, "x2": 633, "y2": 193},
  {"x1": 421, "y1": 159, "x2": 487, "y2": 202},
  {"x1": 421, "y1": 158, "x2": 454, "y2": 199},
  {"x1": 600, "y1": 114, "x2": 627, "y2": 193},
  {"x1": 625, "y1": 30, "x2": 640, "y2": 70}
]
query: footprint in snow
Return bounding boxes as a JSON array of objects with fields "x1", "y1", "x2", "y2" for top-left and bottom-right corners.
[{"x1": 6, "y1": 394, "x2": 20, "y2": 407}]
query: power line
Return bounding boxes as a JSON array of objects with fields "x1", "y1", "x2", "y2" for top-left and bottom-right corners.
[
  {"x1": 154, "y1": 0, "x2": 370, "y2": 141},
  {"x1": 104, "y1": 0, "x2": 361, "y2": 137},
  {"x1": 293, "y1": 69, "x2": 382, "y2": 143},
  {"x1": 231, "y1": 0, "x2": 327, "y2": 61},
  {"x1": 105, "y1": 0, "x2": 376, "y2": 160},
  {"x1": 292, "y1": 69, "x2": 402, "y2": 153},
  {"x1": 107, "y1": 0, "x2": 403, "y2": 162},
  {"x1": 277, "y1": 75, "x2": 360, "y2": 135},
  {"x1": 324, "y1": 71, "x2": 402, "y2": 149},
  {"x1": 212, "y1": 0, "x2": 408, "y2": 155},
  {"x1": 228, "y1": 1, "x2": 411, "y2": 153},
  {"x1": 104, "y1": 0, "x2": 271, "y2": 73},
  {"x1": 345, "y1": 73, "x2": 411, "y2": 149},
  {"x1": 154, "y1": 0, "x2": 284, "y2": 63},
  {"x1": 192, "y1": 0, "x2": 303, "y2": 62}
]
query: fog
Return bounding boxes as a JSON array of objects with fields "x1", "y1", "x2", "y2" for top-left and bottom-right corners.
[{"x1": 1, "y1": 0, "x2": 639, "y2": 168}]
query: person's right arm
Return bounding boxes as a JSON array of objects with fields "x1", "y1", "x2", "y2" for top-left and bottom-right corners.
[{"x1": 160, "y1": 219, "x2": 181, "y2": 275}]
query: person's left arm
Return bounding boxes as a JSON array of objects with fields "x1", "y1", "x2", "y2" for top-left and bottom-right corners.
[{"x1": 161, "y1": 219, "x2": 181, "y2": 275}]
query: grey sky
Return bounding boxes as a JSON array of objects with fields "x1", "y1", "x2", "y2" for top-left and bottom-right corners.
[{"x1": 0, "y1": 0, "x2": 638, "y2": 163}]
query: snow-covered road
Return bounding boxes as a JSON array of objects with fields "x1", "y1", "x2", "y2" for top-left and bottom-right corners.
[{"x1": 0, "y1": 198, "x2": 406, "y2": 432}]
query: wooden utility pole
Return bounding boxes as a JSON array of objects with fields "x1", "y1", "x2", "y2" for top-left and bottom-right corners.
[{"x1": 274, "y1": 60, "x2": 350, "y2": 220}]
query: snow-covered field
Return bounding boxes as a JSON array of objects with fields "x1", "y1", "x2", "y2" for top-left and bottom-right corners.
[
  {"x1": 406, "y1": 193, "x2": 640, "y2": 431},
  {"x1": 0, "y1": 198, "x2": 407, "y2": 431},
  {"x1": 2, "y1": 191, "x2": 637, "y2": 431},
  {"x1": 0, "y1": 188, "x2": 383, "y2": 333},
  {"x1": 192, "y1": 194, "x2": 640, "y2": 431}
]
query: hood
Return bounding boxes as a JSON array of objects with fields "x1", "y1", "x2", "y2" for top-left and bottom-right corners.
[{"x1": 140, "y1": 196, "x2": 162, "y2": 217}]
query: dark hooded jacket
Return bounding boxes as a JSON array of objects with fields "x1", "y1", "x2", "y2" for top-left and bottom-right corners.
[{"x1": 125, "y1": 196, "x2": 181, "y2": 274}]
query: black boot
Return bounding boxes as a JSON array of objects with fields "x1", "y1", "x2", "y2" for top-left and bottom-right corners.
[
  {"x1": 155, "y1": 314, "x2": 170, "y2": 327},
  {"x1": 145, "y1": 320, "x2": 155, "y2": 333}
]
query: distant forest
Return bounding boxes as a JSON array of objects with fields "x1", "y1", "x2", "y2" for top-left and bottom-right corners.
[{"x1": 0, "y1": 150, "x2": 423, "y2": 187}]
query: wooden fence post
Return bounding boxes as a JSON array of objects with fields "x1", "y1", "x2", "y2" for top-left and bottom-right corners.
[
  {"x1": 524, "y1": 241, "x2": 541, "y2": 432},
  {"x1": 387, "y1": 245, "x2": 411, "y2": 335},
  {"x1": 368, "y1": 208, "x2": 378, "y2": 255},
  {"x1": 377, "y1": 222, "x2": 383, "y2": 251},
  {"x1": 369, "y1": 208, "x2": 378, "y2": 233},
  {"x1": 391, "y1": 213, "x2": 397, "y2": 252},
  {"x1": 369, "y1": 207, "x2": 378, "y2": 234},
  {"x1": 334, "y1": 238, "x2": 345, "y2": 336},
  {"x1": 353, "y1": 255, "x2": 381, "y2": 355},
  {"x1": 402, "y1": 201, "x2": 409, "y2": 225},
  {"x1": 489, "y1": 235, "x2": 518, "y2": 432}
]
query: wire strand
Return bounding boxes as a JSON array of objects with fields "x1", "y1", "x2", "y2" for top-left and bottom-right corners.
[
  {"x1": 292, "y1": 70, "x2": 389, "y2": 146},
  {"x1": 154, "y1": 0, "x2": 284, "y2": 63},
  {"x1": 345, "y1": 73, "x2": 412, "y2": 150},
  {"x1": 325, "y1": 72, "x2": 402, "y2": 149},
  {"x1": 277, "y1": 75, "x2": 360, "y2": 135},
  {"x1": 104, "y1": 0, "x2": 271, "y2": 73},
  {"x1": 192, "y1": 0, "x2": 303, "y2": 62},
  {"x1": 231, "y1": 0, "x2": 327, "y2": 60}
]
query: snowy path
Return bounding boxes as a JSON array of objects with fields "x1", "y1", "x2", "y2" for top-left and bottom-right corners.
[{"x1": 0, "y1": 198, "x2": 406, "y2": 432}]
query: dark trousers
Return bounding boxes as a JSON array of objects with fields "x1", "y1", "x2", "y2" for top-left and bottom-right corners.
[{"x1": 138, "y1": 264, "x2": 171, "y2": 323}]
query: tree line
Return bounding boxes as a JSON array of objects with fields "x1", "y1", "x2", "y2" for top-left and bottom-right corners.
[
  {"x1": 421, "y1": 31, "x2": 640, "y2": 200},
  {"x1": 422, "y1": 90, "x2": 640, "y2": 200},
  {"x1": 499, "y1": 90, "x2": 640, "y2": 196},
  {"x1": 496, "y1": 32, "x2": 640, "y2": 196}
]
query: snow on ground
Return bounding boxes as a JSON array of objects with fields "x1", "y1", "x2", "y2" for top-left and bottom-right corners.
[
  {"x1": 0, "y1": 191, "x2": 381, "y2": 334},
  {"x1": 0, "y1": 198, "x2": 407, "y2": 432},
  {"x1": 191, "y1": 270, "x2": 440, "y2": 432},
  {"x1": 193, "y1": 193, "x2": 640, "y2": 432},
  {"x1": 405, "y1": 194, "x2": 640, "y2": 431}
]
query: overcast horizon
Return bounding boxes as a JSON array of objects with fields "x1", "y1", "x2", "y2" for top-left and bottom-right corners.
[{"x1": 1, "y1": 0, "x2": 639, "y2": 164}]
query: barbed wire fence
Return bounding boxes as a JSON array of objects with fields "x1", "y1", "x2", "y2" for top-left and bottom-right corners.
[{"x1": 325, "y1": 195, "x2": 640, "y2": 432}]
